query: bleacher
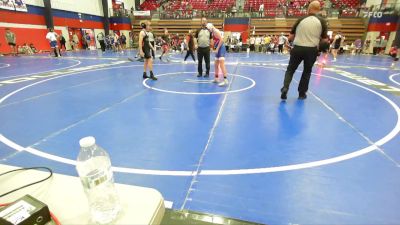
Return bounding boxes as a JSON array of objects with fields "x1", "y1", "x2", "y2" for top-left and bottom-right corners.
[
  {"x1": 331, "y1": 0, "x2": 360, "y2": 8},
  {"x1": 132, "y1": 18, "x2": 224, "y2": 38},
  {"x1": 139, "y1": 0, "x2": 360, "y2": 13},
  {"x1": 140, "y1": 0, "x2": 159, "y2": 11},
  {"x1": 208, "y1": 0, "x2": 236, "y2": 10},
  {"x1": 135, "y1": 0, "x2": 365, "y2": 44}
]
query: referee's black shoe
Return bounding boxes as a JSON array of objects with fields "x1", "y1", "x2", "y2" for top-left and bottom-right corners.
[
  {"x1": 298, "y1": 93, "x2": 307, "y2": 100},
  {"x1": 280, "y1": 88, "x2": 288, "y2": 100}
]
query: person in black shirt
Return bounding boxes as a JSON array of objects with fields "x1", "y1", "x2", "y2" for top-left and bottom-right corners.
[
  {"x1": 59, "y1": 35, "x2": 66, "y2": 51},
  {"x1": 184, "y1": 31, "x2": 196, "y2": 62}
]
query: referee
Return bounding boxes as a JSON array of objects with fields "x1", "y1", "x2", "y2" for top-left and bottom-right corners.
[
  {"x1": 195, "y1": 17, "x2": 212, "y2": 77},
  {"x1": 280, "y1": 1, "x2": 328, "y2": 100}
]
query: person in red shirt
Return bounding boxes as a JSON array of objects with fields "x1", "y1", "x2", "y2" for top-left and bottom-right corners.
[
  {"x1": 390, "y1": 45, "x2": 398, "y2": 68},
  {"x1": 389, "y1": 45, "x2": 397, "y2": 58}
]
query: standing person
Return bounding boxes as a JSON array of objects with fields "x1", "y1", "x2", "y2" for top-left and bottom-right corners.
[
  {"x1": 184, "y1": 30, "x2": 196, "y2": 62},
  {"x1": 332, "y1": 32, "x2": 342, "y2": 61},
  {"x1": 72, "y1": 33, "x2": 79, "y2": 50},
  {"x1": 206, "y1": 23, "x2": 228, "y2": 87},
  {"x1": 255, "y1": 36, "x2": 261, "y2": 52},
  {"x1": 46, "y1": 28, "x2": 61, "y2": 57},
  {"x1": 147, "y1": 28, "x2": 156, "y2": 59},
  {"x1": 390, "y1": 46, "x2": 398, "y2": 68},
  {"x1": 373, "y1": 36, "x2": 381, "y2": 55},
  {"x1": 180, "y1": 36, "x2": 185, "y2": 54},
  {"x1": 81, "y1": 34, "x2": 87, "y2": 50},
  {"x1": 259, "y1": 3, "x2": 264, "y2": 17},
  {"x1": 391, "y1": 51, "x2": 399, "y2": 69},
  {"x1": 280, "y1": 1, "x2": 328, "y2": 100},
  {"x1": 59, "y1": 35, "x2": 66, "y2": 51},
  {"x1": 113, "y1": 31, "x2": 122, "y2": 52},
  {"x1": 97, "y1": 32, "x2": 106, "y2": 52},
  {"x1": 160, "y1": 28, "x2": 171, "y2": 62},
  {"x1": 363, "y1": 38, "x2": 370, "y2": 54},
  {"x1": 264, "y1": 35, "x2": 271, "y2": 53},
  {"x1": 139, "y1": 20, "x2": 157, "y2": 80},
  {"x1": 278, "y1": 33, "x2": 288, "y2": 54},
  {"x1": 195, "y1": 17, "x2": 212, "y2": 77},
  {"x1": 5, "y1": 28, "x2": 17, "y2": 56},
  {"x1": 316, "y1": 38, "x2": 330, "y2": 66},
  {"x1": 120, "y1": 33, "x2": 127, "y2": 50},
  {"x1": 85, "y1": 33, "x2": 91, "y2": 50},
  {"x1": 354, "y1": 38, "x2": 362, "y2": 54},
  {"x1": 249, "y1": 36, "x2": 255, "y2": 51}
]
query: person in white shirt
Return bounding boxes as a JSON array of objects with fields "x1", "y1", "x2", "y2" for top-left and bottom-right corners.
[
  {"x1": 249, "y1": 36, "x2": 255, "y2": 51},
  {"x1": 259, "y1": 3, "x2": 264, "y2": 17},
  {"x1": 113, "y1": 32, "x2": 122, "y2": 52},
  {"x1": 278, "y1": 33, "x2": 288, "y2": 54},
  {"x1": 72, "y1": 33, "x2": 79, "y2": 50},
  {"x1": 255, "y1": 36, "x2": 261, "y2": 52},
  {"x1": 46, "y1": 28, "x2": 60, "y2": 57}
]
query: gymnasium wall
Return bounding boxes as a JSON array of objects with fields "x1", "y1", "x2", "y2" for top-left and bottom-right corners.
[
  {"x1": 1, "y1": 1, "x2": 132, "y2": 53},
  {"x1": 25, "y1": 0, "x2": 104, "y2": 16},
  {"x1": 366, "y1": 14, "x2": 399, "y2": 53},
  {"x1": 224, "y1": 18, "x2": 250, "y2": 43},
  {"x1": 368, "y1": 15, "x2": 399, "y2": 32}
]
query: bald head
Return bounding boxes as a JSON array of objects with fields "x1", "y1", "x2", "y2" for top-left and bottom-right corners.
[{"x1": 308, "y1": 1, "x2": 321, "y2": 14}]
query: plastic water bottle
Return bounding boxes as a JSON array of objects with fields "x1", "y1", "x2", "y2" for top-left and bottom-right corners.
[{"x1": 76, "y1": 136, "x2": 121, "y2": 224}]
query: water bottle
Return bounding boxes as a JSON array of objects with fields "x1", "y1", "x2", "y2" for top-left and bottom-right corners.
[{"x1": 76, "y1": 136, "x2": 121, "y2": 224}]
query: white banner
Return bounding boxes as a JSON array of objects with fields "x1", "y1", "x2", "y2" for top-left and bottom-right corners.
[
  {"x1": 14, "y1": 0, "x2": 27, "y2": 12},
  {"x1": 133, "y1": 11, "x2": 151, "y2": 16},
  {"x1": 0, "y1": 0, "x2": 15, "y2": 10}
]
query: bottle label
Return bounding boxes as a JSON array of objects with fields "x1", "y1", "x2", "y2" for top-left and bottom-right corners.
[{"x1": 82, "y1": 168, "x2": 112, "y2": 189}]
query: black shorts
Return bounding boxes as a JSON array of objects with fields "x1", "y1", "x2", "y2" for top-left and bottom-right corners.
[
  {"x1": 8, "y1": 42, "x2": 16, "y2": 46},
  {"x1": 142, "y1": 47, "x2": 152, "y2": 59},
  {"x1": 333, "y1": 44, "x2": 340, "y2": 50}
]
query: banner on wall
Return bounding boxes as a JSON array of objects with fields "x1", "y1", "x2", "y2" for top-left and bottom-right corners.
[
  {"x1": 133, "y1": 11, "x2": 150, "y2": 16},
  {"x1": 14, "y1": 0, "x2": 28, "y2": 12},
  {"x1": 0, "y1": 0, "x2": 15, "y2": 10}
]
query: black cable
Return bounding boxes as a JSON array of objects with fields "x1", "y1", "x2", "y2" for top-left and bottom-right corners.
[{"x1": 0, "y1": 167, "x2": 53, "y2": 198}]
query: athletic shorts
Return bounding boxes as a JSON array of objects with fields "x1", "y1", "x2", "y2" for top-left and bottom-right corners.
[
  {"x1": 8, "y1": 42, "x2": 16, "y2": 46},
  {"x1": 142, "y1": 47, "x2": 152, "y2": 59},
  {"x1": 333, "y1": 44, "x2": 340, "y2": 50},
  {"x1": 50, "y1": 41, "x2": 58, "y2": 48},
  {"x1": 215, "y1": 44, "x2": 226, "y2": 59}
]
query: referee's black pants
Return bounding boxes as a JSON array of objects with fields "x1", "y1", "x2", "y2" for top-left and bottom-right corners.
[
  {"x1": 282, "y1": 45, "x2": 318, "y2": 94},
  {"x1": 197, "y1": 47, "x2": 210, "y2": 76}
]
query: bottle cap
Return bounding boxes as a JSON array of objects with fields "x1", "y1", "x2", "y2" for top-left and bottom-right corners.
[{"x1": 79, "y1": 136, "x2": 96, "y2": 148}]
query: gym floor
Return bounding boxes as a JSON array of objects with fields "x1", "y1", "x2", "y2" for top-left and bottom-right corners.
[{"x1": 1, "y1": 50, "x2": 399, "y2": 225}]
